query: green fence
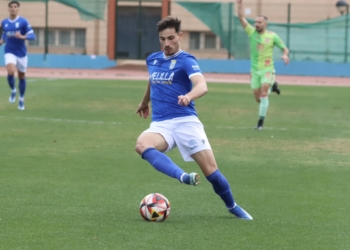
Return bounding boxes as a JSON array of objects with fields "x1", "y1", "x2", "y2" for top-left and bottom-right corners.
[
  {"x1": 19, "y1": 0, "x2": 107, "y2": 20},
  {"x1": 177, "y1": 2, "x2": 350, "y2": 63}
]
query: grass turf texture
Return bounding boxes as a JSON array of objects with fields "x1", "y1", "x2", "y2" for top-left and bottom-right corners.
[{"x1": 0, "y1": 78, "x2": 349, "y2": 250}]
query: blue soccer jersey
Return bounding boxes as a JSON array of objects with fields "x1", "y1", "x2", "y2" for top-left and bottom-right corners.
[
  {"x1": 146, "y1": 50, "x2": 203, "y2": 122},
  {"x1": 1, "y1": 16, "x2": 34, "y2": 57}
]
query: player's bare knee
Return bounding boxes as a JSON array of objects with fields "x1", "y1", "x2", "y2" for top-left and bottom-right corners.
[
  {"x1": 135, "y1": 139, "x2": 146, "y2": 155},
  {"x1": 7, "y1": 70, "x2": 15, "y2": 75}
]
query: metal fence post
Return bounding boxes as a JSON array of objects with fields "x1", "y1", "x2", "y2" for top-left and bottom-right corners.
[
  {"x1": 137, "y1": 1, "x2": 142, "y2": 59},
  {"x1": 44, "y1": 0, "x2": 49, "y2": 60},
  {"x1": 286, "y1": 3, "x2": 291, "y2": 49},
  {"x1": 345, "y1": 5, "x2": 349, "y2": 63},
  {"x1": 228, "y1": 2, "x2": 232, "y2": 59}
]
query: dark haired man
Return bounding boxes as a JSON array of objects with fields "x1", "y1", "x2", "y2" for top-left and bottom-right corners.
[
  {"x1": 135, "y1": 16, "x2": 253, "y2": 220},
  {"x1": 237, "y1": 0, "x2": 289, "y2": 129},
  {"x1": 0, "y1": 0, "x2": 36, "y2": 110}
]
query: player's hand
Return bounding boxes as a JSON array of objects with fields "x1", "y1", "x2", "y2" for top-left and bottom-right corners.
[
  {"x1": 135, "y1": 102, "x2": 150, "y2": 119},
  {"x1": 236, "y1": 0, "x2": 243, "y2": 3},
  {"x1": 15, "y1": 31, "x2": 25, "y2": 39},
  {"x1": 178, "y1": 95, "x2": 191, "y2": 106},
  {"x1": 0, "y1": 39, "x2": 3, "y2": 46},
  {"x1": 281, "y1": 54, "x2": 290, "y2": 65}
]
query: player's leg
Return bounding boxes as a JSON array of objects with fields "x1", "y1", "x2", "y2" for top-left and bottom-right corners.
[
  {"x1": 271, "y1": 81, "x2": 281, "y2": 95},
  {"x1": 16, "y1": 56, "x2": 28, "y2": 110},
  {"x1": 253, "y1": 88, "x2": 261, "y2": 103},
  {"x1": 255, "y1": 70, "x2": 275, "y2": 129},
  {"x1": 174, "y1": 117, "x2": 252, "y2": 219},
  {"x1": 17, "y1": 71, "x2": 26, "y2": 110},
  {"x1": 191, "y1": 149, "x2": 252, "y2": 220},
  {"x1": 251, "y1": 70, "x2": 261, "y2": 103},
  {"x1": 251, "y1": 70, "x2": 264, "y2": 129},
  {"x1": 135, "y1": 123, "x2": 195, "y2": 185},
  {"x1": 271, "y1": 70, "x2": 280, "y2": 95},
  {"x1": 4, "y1": 53, "x2": 17, "y2": 103}
]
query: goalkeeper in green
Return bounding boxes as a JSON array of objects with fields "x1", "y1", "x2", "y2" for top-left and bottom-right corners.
[{"x1": 237, "y1": 0, "x2": 289, "y2": 129}]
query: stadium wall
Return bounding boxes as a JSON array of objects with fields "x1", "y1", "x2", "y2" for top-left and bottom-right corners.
[
  {"x1": 0, "y1": 50, "x2": 349, "y2": 77},
  {"x1": 197, "y1": 60, "x2": 350, "y2": 78},
  {"x1": 0, "y1": 50, "x2": 116, "y2": 69}
]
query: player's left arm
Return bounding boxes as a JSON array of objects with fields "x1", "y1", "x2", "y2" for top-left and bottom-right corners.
[
  {"x1": 178, "y1": 57, "x2": 208, "y2": 106},
  {"x1": 274, "y1": 33, "x2": 289, "y2": 64},
  {"x1": 15, "y1": 19, "x2": 36, "y2": 40}
]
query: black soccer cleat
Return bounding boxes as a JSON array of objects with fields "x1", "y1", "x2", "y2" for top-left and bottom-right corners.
[
  {"x1": 272, "y1": 81, "x2": 281, "y2": 95},
  {"x1": 254, "y1": 118, "x2": 264, "y2": 130}
]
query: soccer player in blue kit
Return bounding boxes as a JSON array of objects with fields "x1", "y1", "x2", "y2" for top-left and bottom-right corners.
[
  {"x1": 135, "y1": 16, "x2": 253, "y2": 220},
  {"x1": 0, "y1": 1, "x2": 36, "y2": 110}
]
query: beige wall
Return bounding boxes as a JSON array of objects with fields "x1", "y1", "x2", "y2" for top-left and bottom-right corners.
[
  {"x1": 0, "y1": 0, "x2": 345, "y2": 58},
  {"x1": 172, "y1": 0, "x2": 342, "y2": 30},
  {"x1": 0, "y1": 0, "x2": 108, "y2": 55},
  {"x1": 170, "y1": 0, "x2": 343, "y2": 58}
]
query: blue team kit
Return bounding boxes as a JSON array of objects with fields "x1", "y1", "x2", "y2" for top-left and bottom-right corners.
[
  {"x1": 1, "y1": 16, "x2": 35, "y2": 57},
  {"x1": 146, "y1": 50, "x2": 202, "y2": 122}
]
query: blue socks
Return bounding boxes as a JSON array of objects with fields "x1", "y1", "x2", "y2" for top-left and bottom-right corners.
[
  {"x1": 142, "y1": 148, "x2": 185, "y2": 181},
  {"x1": 7, "y1": 76, "x2": 26, "y2": 98},
  {"x1": 7, "y1": 75, "x2": 15, "y2": 91},
  {"x1": 19, "y1": 78, "x2": 26, "y2": 98},
  {"x1": 141, "y1": 148, "x2": 236, "y2": 205},
  {"x1": 206, "y1": 169, "x2": 235, "y2": 209}
]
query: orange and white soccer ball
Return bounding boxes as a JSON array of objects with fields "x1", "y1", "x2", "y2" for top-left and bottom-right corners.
[{"x1": 139, "y1": 193, "x2": 171, "y2": 222}]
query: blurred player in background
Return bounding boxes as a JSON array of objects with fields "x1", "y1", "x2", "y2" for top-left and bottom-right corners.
[
  {"x1": 0, "y1": 0, "x2": 36, "y2": 110},
  {"x1": 237, "y1": 0, "x2": 289, "y2": 129},
  {"x1": 135, "y1": 16, "x2": 253, "y2": 220}
]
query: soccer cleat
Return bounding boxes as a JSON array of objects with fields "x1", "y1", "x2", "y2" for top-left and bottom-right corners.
[
  {"x1": 189, "y1": 172, "x2": 200, "y2": 186},
  {"x1": 254, "y1": 118, "x2": 264, "y2": 130},
  {"x1": 9, "y1": 90, "x2": 16, "y2": 103},
  {"x1": 272, "y1": 81, "x2": 281, "y2": 95},
  {"x1": 182, "y1": 172, "x2": 200, "y2": 186},
  {"x1": 18, "y1": 99, "x2": 25, "y2": 110},
  {"x1": 229, "y1": 204, "x2": 253, "y2": 220}
]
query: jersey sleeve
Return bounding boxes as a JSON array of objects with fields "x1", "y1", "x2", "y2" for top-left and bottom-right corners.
[
  {"x1": 182, "y1": 56, "x2": 202, "y2": 79},
  {"x1": 23, "y1": 19, "x2": 34, "y2": 35},
  {"x1": 244, "y1": 23, "x2": 255, "y2": 37},
  {"x1": 273, "y1": 33, "x2": 286, "y2": 50}
]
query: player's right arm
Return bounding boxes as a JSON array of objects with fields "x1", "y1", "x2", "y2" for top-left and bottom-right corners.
[
  {"x1": 135, "y1": 81, "x2": 151, "y2": 119},
  {"x1": 237, "y1": 0, "x2": 249, "y2": 29}
]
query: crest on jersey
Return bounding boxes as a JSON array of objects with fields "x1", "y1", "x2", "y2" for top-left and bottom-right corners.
[
  {"x1": 265, "y1": 38, "x2": 270, "y2": 43},
  {"x1": 153, "y1": 59, "x2": 157, "y2": 65},
  {"x1": 5, "y1": 24, "x2": 8, "y2": 27},
  {"x1": 169, "y1": 59, "x2": 176, "y2": 69},
  {"x1": 15, "y1": 22, "x2": 19, "y2": 28}
]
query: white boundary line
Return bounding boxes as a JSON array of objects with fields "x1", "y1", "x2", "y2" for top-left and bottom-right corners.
[{"x1": 1, "y1": 115, "x2": 349, "y2": 133}]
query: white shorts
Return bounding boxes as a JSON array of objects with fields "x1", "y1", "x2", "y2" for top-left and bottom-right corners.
[
  {"x1": 142, "y1": 116, "x2": 212, "y2": 162},
  {"x1": 4, "y1": 53, "x2": 28, "y2": 73}
]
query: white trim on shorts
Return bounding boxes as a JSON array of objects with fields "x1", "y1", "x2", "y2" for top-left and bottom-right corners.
[
  {"x1": 142, "y1": 115, "x2": 212, "y2": 162},
  {"x1": 4, "y1": 53, "x2": 28, "y2": 73}
]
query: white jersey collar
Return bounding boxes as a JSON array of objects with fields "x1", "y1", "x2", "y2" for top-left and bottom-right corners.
[
  {"x1": 8, "y1": 16, "x2": 20, "y2": 23},
  {"x1": 163, "y1": 49, "x2": 183, "y2": 60}
]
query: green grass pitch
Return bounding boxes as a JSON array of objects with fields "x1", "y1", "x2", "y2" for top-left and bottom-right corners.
[{"x1": 0, "y1": 78, "x2": 349, "y2": 250}]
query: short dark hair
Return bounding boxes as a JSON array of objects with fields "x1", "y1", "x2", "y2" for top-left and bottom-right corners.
[
  {"x1": 8, "y1": 1, "x2": 20, "y2": 7},
  {"x1": 258, "y1": 15, "x2": 268, "y2": 21},
  {"x1": 157, "y1": 16, "x2": 181, "y2": 33}
]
